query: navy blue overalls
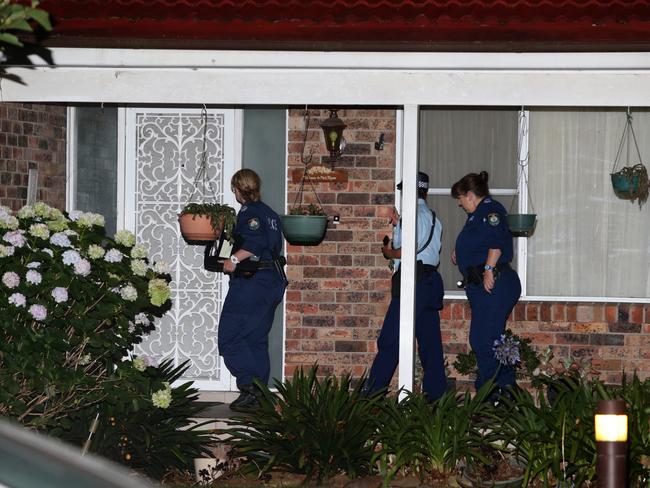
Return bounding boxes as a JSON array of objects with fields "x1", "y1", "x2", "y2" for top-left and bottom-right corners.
[
  {"x1": 454, "y1": 197, "x2": 521, "y2": 390},
  {"x1": 217, "y1": 200, "x2": 286, "y2": 389},
  {"x1": 367, "y1": 199, "x2": 447, "y2": 401}
]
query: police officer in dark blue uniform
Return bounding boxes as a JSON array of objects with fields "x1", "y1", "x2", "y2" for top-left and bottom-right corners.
[
  {"x1": 367, "y1": 171, "x2": 447, "y2": 402},
  {"x1": 219, "y1": 169, "x2": 287, "y2": 411},
  {"x1": 451, "y1": 171, "x2": 521, "y2": 394}
]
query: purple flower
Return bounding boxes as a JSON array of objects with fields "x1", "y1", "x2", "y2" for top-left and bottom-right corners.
[
  {"x1": 50, "y1": 232, "x2": 72, "y2": 248},
  {"x1": 51, "y1": 287, "x2": 69, "y2": 303},
  {"x1": 8, "y1": 292, "x2": 26, "y2": 307},
  {"x1": 26, "y1": 270, "x2": 42, "y2": 285},
  {"x1": 29, "y1": 304, "x2": 47, "y2": 321},
  {"x1": 2, "y1": 271, "x2": 20, "y2": 289},
  {"x1": 3, "y1": 230, "x2": 26, "y2": 248},
  {"x1": 62, "y1": 249, "x2": 81, "y2": 265},
  {"x1": 493, "y1": 334, "x2": 521, "y2": 366}
]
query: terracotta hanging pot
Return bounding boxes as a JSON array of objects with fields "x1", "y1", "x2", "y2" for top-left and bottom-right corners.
[{"x1": 178, "y1": 213, "x2": 223, "y2": 244}]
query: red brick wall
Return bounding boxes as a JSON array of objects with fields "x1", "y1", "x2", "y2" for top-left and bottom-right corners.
[
  {"x1": 0, "y1": 103, "x2": 67, "y2": 211},
  {"x1": 285, "y1": 108, "x2": 650, "y2": 386}
]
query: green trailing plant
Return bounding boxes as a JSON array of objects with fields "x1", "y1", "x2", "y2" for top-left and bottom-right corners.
[
  {"x1": 373, "y1": 382, "x2": 496, "y2": 485},
  {"x1": 221, "y1": 366, "x2": 383, "y2": 485},
  {"x1": 53, "y1": 358, "x2": 213, "y2": 480},
  {"x1": 453, "y1": 329, "x2": 541, "y2": 382},
  {"x1": 179, "y1": 202, "x2": 236, "y2": 240}
]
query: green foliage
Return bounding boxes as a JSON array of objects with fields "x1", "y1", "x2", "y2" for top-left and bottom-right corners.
[
  {"x1": 0, "y1": 0, "x2": 51, "y2": 49},
  {"x1": 54, "y1": 358, "x2": 213, "y2": 480},
  {"x1": 179, "y1": 202, "x2": 236, "y2": 240},
  {"x1": 288, "y1": 204, "x2": 326, "y2": 216},
  {"x1": 453, "y1": 329, "x2": 540, "y2": 381},
  {"x1": 373, "y1": 382, "x2": 496, "y2": 483},
  {"x1": 222, "y1": 367, "x2": 382, "y2": 484}
]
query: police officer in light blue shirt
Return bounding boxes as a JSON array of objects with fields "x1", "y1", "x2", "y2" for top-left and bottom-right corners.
[{"x1": 367, "y1": 171, "x2": 447, "y2": 402}]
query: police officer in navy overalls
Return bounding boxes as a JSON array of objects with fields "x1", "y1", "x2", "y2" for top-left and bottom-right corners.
[
  {"x1": 219, "y1": 169, "x2": 287, "y2": 411},
  {"x1": 367, "y1": 171, "x2": 447, "y2": 402},
  {"x1": 451, "y1": 171, "x2": 521, "y2": 396}
]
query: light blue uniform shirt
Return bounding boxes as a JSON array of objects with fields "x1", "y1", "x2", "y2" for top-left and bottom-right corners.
[{"x1": 392, "y1": 198, "x2": 442, "y2": 269}]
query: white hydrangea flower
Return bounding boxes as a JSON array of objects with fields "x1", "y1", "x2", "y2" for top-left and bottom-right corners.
[
  {"x1": 26, "y1": 270, "x2": 42, "y2": 285},
  {"x1": 62, "y1": 249, "x2": 81, "y2": 265},
  {"x1": 87, "y1": 244, "x2": 105, "y2": 259},
  {"x1": 42, "y1": 248, "x2": 54, "y2": 257},
  {"x1": 27, "y1": 261, "x2": 41, "y2": 268},
  {"x1": 50, "y1": 232, "x2": 72, "y2": 248},
  {"x1": 29, "y1": 223, "x2": 50, "y2": 239},
  {"x1": 68, "y1": 210, "x2": 82, "y2": 221},
  {"x1": 143, "y1": 356, "x2": 159, "y2": 368},
  {"x1": 0, "y1": 245, "x2": 15, "y2": 257},
  {"x1": 0, "y1": 215, "x2": 19, "y2": 230},
  {"x1": 3, "y1": 230, "x2": 26, "y2": 248},
  {"x1": 51, "y1": 287, "x2": 69, "y2": 303},
  {"x1": 0, "y1": 205, "x2": 11, "y2": 217},
  {"x1": 104, "y1": 249, "x2": 124, "y2": 263},
  {"x1": 132, "y1": 357, "x2": 147, "y2": 372},
  {"x1": 8, "y1": 292, "x2": 26, "y2": 307},
  {"x1": 29, "y1": 304, "x2": 47, "y2": 321},
  {"x1": 78, "y1": 354, "x2": 91, "y2": 366},
  {"x1": 33, "y1": 202, "x2": 54, "y2": 218},
  {"x1": 77, "y1": 212, "x2": 105, "y2": 228},
  {"x1": 16, "y1": 205, "x2": 35, "y2": 219},
  {"x1": 134, "y1": 312, "x2": 150, "y2": 326},
  {"x1": 46, "y1": 219, "x2": 68, "y2": 232},
  {"x1": 151, "y1": 261, "x2": 170, "y2": 274},
  {"x1": 130, "y1": 244, "x2": 148, "y2": 259},
  {"x1": 120, "y1": 284, "x2": 138, "y2": 302},
  {"x1": 151, "y1": 383, "x2": 172, "y2": 409},
  {"x1": 114, "y1": 230, "x2": 136, "y2": 247},
  {"x1": 2, "y1": 271, "x2": 20, "y2": 289},
  {"x1": 74, "y1": 259, "x2": 91, "y2": 276},
  {"x1": 130, "y1": 259, "x2": 148, "y2": 277},
  {"x1": 49, "y1": 208, "x2": 64, "y2": 221}
]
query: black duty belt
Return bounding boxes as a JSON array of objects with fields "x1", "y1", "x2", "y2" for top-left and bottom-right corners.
[{"x1": 462, "y1": 262, "x2": 511, "y2": 286}]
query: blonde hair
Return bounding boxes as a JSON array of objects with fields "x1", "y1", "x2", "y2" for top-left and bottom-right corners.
[{"x1": 231, "y1": 169, "x2": 261, "y2": 202}]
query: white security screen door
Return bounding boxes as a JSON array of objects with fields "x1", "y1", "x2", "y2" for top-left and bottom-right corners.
[{"x1": 124, "y1": 107, "x2": 237, "y2": 390}]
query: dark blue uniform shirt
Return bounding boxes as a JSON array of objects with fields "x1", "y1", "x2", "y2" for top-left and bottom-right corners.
[
  {"x1": 455, "y1": 197, "x2": 513, "y2": 276},
  {"x1": 234, "y1": 200, "x2": 283, "y2": 261}
]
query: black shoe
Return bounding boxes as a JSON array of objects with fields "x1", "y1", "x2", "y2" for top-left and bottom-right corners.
[{"x1": 229, "y1": 390, "x2": 260, "y2": 412}]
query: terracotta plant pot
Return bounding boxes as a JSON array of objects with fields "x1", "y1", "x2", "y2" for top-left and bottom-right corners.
[{"x1": 178, "y1": 213, "x2": 223, "y2": 244}]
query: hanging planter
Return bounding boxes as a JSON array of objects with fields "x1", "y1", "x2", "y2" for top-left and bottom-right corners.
[
  {"x1": 610, "y1": 110, "x2": 649, "y2": 209},
  {"x1": 507, "y1": 109, "x2": 537, "y2": 237},
  {"x1": 281, "y1": 109, "x2": 335, "y2": 246},
  {"x1": 177, "y1": 107, "x2": 236, "y2": 245}
]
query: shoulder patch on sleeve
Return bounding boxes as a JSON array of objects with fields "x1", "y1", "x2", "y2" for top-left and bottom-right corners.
[
  {"x1": 487, "y1": 213, "x2": 500, "y2": 227},
  {"x1": 247, "y1": 217, "x2": 260, "y2": 230}
]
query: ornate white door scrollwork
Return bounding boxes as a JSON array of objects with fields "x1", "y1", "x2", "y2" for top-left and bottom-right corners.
[{"x1": 124, "y1": 108, "x2": 236, "y2": 391}]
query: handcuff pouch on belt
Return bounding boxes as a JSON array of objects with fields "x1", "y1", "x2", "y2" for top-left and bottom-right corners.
[{"x1": 391, "y1": 261, "x2": 437, "y2": 298}]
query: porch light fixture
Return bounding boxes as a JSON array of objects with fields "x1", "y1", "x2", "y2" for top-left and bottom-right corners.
[
  {"x1": 595, "y1": 399, "x2": 627, "y2": 488},
  {"x1": 320, "y1": 109, "x2": 346, "y2": 162}
]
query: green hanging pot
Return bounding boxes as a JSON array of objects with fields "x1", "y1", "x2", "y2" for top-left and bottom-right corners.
[
  {"x1": 506, "y1": 213, "x2": 537, "y2": 237},
  {"x1": 611, "y1": 171, "x2": 640, "y2": 198},
  {"x1": 280, "y1": 214, "x2": 328, "y2": 246}
]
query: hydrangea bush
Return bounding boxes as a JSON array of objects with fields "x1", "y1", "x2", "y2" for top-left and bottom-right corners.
[{"x1": 0, "y1": 202, "x2": 172, "y2": 429}]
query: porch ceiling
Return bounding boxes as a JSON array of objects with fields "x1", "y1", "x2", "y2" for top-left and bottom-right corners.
[{"x1": 35, "y1": 0, "x2": 650, "y2": 52}]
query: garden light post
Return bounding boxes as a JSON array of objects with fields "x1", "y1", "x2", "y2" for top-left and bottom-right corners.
[{"x1": 595, "y1": 399, "x2": 627, "y2": 488}]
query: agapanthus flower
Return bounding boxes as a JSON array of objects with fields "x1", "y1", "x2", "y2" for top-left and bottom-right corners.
[
  {"x1": 51, "y1": 287, "x2": 69, "y2": 303},
  {"x1": 493, "y1": 334, "x2": 521, "y2": 366},
  {"x1": 50, "y1": 232, "x2": 72, "y2": 248},
  {"x1": 130, "y1": 244, "x2": 148, "y2": 259},
  {"x1": 8, "y1": 292, "x2": 26, "y2": 307},
  {"x1": 29, "y1": 304, "x2": 47, "y2": 321},
  {"x1": 114, "y1": 230, "x2": 136, "y2": 247},
  {"x1": 152, "y1": 261, "x2": 170, "y2": 274},
  {"x1": 62, "y1": 249, "x2": 81, "y2": 265},
  {"x1": 148, "y1": 278, "x2": 171, "y2": 306},
  {"x1": 4, "y1": 230, "x2": 26, "y2": 248},
  {"x1": 151, "y1": 383, "x2": 172, "y2": 409},
  {"x1": 26, "y1": 270, "x2": 42, "y2": 285},
  {"x1": 130, "y1": 259, "x2": 148, "y2": 277},
  {"x1": 120, "y1": 284, "x2": 138, "y2": 301},
  {"x1": 29, "y1": 223, "x2": 50, "y2": 239},
  {"x1": 87, "y1": 244, "x2": 105, "y2": 259},
  {"x1": 104, "y1": 249, "x2": 124, "y2": 263},
  {"x1": 2, "y1": 271, "x2": 20, "y2": 289},
  {"x1": 74, "y1": 259, "x2": 91, "y2": 276},
  {"x1": 0, "y1": 244, "x2": 15, "y2": 257},
  {"x1": 132, "y1": 357, "x2": 147, "y2": 372}
]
